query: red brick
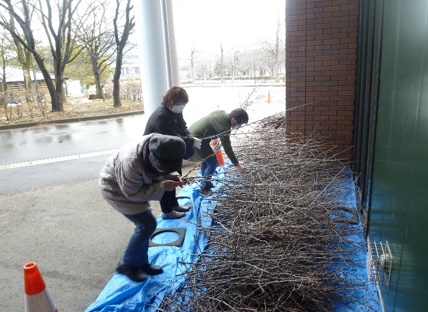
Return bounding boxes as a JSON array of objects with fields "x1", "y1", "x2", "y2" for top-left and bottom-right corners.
[{"x1": 286, "y1": 0, "x2": 358, "y2": 156}]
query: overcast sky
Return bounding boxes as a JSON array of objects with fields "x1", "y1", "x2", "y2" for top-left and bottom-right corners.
[{"x1": 172, "y1": 0, "x2": 285, "y2": 58}]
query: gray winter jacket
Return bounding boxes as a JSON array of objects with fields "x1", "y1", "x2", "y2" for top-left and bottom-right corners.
[{"x1": 99, "y1": 134, "x2": 166, "y2": 215}]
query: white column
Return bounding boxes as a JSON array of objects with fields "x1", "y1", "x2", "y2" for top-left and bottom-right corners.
[
  {"x1": 134, "y1": 0, "x2": 169, "y2": 117},
  {"x1": 164, "y1": 0, "x2": 180, "y2": 86}
]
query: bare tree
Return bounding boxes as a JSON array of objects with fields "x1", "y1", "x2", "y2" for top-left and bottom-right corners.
[
  {"x1": 189, "y1": 46, "x2": 195, "y2": 83},
  {"x1": 225, "y1": 48, "x2": 240, "y2": 81},
  {"x1": 112, "y1": 0, "x2": 135, "y2": 107},
  {"x1": 6, "y1": 6, "x2": 34, "y2": 101},
  {"x1": 0, "y1": 0, "x2": 85, "y2": 112},
  {"x1": 0, "y1": 29, "x2": 15, "y2": 95},
  {"x1": 77, "y1": 0, "x2": 115, "y2": 101},
  {"x1": 215, "y1": 42, "x2": 225, "y2": 83},
  {"x1": 0, "y1": 30, "x2": 14, "y2": 112},
  {"x1": 194, "y1": 60, "x2": 212, "y2": 81},
  {"x1": 262, "y1": 16, "x2": 284, "y2": 82}
]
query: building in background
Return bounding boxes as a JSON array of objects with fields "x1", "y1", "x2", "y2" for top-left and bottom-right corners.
[
  {"x1": 120, "y1": 52, "x2": 141, "y2": 81},
  {"x1": 0, "y1": 66, "x2": 52, "y2": 100}
]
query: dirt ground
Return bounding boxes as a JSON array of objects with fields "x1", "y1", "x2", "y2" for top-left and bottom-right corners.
[{"x1": 0, "y1": 97, "x2": 143, "y2": 127}]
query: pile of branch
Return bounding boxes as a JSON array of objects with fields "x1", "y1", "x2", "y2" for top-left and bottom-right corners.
[{"x1": 162, "y1": 113, "x2": 372, "y2": 311}]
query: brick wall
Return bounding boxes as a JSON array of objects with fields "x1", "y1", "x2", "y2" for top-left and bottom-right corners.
[{"x1": 286, "y1": 0, "x2": 359, "y2": 156}]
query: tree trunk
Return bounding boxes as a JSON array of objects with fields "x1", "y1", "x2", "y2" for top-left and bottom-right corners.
[
  {"x1": 190, "y1": 48, "x2": 195, "y2": 83},
  {"x1": 274, "y1": 18, "x2": 280, "y2": 83},
  {"x1": 113, "y1": 48, "x2": 123, "y2": 107},
  {"x1": 51, "y1": 86, "x2": 63, "y2": 112},
  {"x1": 10, "y1": 8, "x2": 34, "y2": 102},
  {"x1": 33, "y1": 54, "x2": 63, "y2": 112},
  {"x1": 220, "y1": 44, "x2": 224, "y2": 84},
  {"x1": 112, "y1": 0, "x2": 134, "y2": 107},
  {"x1": 90, "y1": 55, "x2": 105, "y2": 101},
  {"x1": 59, "y1": 79, "x2": 67, "y2": 107},
  {"x1": 274, "y1": 36, "x2": 280, "y2": 83},
  {"x1": 0, "y1": 77, "x2": 6, "y2": 110},
  {"x1": 54, "y1": 44, "x2": 67, "y2": 107},
  {"x1": 96, "y1": 81, "x2": 105, "y2": 101},
  {"x1": 22, "y1": 67, "x2": 33, "y2": 101},
  {"x1": 18, "y1": 50, "x2": 34, "y2": 102},
  {"x1": 1, "y1": 80, "x2": 10, "y2": 120}
]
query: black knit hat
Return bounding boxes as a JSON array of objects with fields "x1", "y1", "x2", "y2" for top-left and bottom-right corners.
[{"x1": 148, "y1": 134, "x2": 185, "y2": 174}]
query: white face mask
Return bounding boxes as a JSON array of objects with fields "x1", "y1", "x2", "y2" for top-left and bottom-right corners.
[
  {"x1": 170, "y1": 105, "x2": 186, "y2": 114},
  {"x1": 231, "y1": 118, "x2": 240, "y2": 130}
]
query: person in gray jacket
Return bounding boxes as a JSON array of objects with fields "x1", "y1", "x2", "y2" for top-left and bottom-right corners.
[{"x1": 99, "y1": 133, "x2": 186, "y2": 282}]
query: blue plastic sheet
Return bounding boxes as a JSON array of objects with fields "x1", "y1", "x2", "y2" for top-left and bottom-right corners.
[
  {"x1": 86, "y1": 165, "x2": 382, "y2": 311},
  {"x1": 329, "y1": 167, "x2": 382, "y2": 311}
]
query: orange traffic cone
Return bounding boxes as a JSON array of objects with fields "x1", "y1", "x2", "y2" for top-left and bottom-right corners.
[
  {"x1": 24, "y1": 262, "x2": 58, "y2": 312},
  {"x1": 209, "y1": 139, "x2": 225, "y2": 167},
  {"x1": 214, "y1": 150, "x2": 225, "y2": 167}
]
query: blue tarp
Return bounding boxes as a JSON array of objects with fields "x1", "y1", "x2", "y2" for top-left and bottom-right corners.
[
  {"x1": 330, "y1": 167, "x2": 382, "y2": 311},
  {"x1": 86, "y1": 165, "x2": 382, "y2": 311}
]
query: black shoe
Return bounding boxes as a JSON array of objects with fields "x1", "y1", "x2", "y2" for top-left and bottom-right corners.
[
  {"x1": 162, "y1": 211, "x2": 185, "y2": 219},
  {"x1": 141, "y1": 263, "x2": 163, "y2": 275},
  {"x1": 200, "y1": 186, "x2": 212, "y2": 196},
  {"x1": 116, "y1": 263, "x2": 148, "y2": 282},
  {"x1": 172, "y1": 205, "x2": 191, "y2": 212}
]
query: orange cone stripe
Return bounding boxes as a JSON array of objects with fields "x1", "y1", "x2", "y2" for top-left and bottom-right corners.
[
  {"x1": 214, "y1": 150, "x2": 225, "y2": 166},
  {"x1": 24, "y1": 262, "x2": 47, "y2": 295}
]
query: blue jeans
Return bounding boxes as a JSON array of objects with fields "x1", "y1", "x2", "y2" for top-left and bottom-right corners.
[
  {"x1": 200, "y1": 155, "x2": 218, "y2": 189},
  {"x1": 122, "y1": 210, "x2": 157, "y2": 267}
]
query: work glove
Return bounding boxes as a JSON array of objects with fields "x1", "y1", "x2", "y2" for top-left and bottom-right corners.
[{"x1": 193, "y1": 137, "x2": 202, "y2": 149}]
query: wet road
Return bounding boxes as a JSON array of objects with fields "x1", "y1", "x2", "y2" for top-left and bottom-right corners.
[
  {"x1": 0, "y1": 115, "x2": 145, "y2": 166},
  {"x1": 0, "y1": 115, "x2": 147, "y2": 195},
  {"x1": 0, "y1": 85, "x2": 285, "y2": 168},
  {"x1": 0, "y1": 85, "x2": 284, "y2": 194}
]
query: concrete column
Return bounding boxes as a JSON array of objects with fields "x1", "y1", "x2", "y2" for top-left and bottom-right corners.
[
  {"x1": 134, "y1": 0, "x2": 169, "y2": 117},
  {"x1": 164, "y1": 0, "x2": 180, "y2": 86}
]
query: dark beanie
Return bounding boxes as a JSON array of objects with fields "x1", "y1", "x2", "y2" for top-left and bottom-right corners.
[{"x1": 148, "y1": 134, "x2": 185, "y2": 174}]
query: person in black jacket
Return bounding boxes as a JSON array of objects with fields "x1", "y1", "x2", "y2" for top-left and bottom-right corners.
[{"x1": 144, "y1": 86, "x2": 202, "y2": 219}]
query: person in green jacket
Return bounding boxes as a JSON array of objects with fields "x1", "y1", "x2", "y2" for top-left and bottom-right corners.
[{"x1": 189, "y1": 108, "x2": 249, "y2": 195}]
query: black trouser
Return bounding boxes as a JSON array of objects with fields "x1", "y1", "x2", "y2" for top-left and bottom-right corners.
[{"x1": 160, "y1": 189, "x2": 179, "y2": 213}]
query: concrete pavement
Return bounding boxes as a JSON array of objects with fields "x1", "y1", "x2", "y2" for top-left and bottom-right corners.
[{"x1": 0, "y1": 160, "x2": 198, "y2": 312}]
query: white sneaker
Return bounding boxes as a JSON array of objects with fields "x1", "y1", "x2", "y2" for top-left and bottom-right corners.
[{"x1": 162, "y1": 211, "x2": 185, "y2": 219}]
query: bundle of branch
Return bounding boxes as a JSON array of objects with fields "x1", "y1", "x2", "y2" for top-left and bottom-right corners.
[{"x1": 161, "y1": 113, "x2": 369, "y2": 311}]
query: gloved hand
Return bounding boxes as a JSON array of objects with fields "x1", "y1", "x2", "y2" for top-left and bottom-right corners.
[{"x1": 193, "y1": 137, "x2": 202, "y2": 149}]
